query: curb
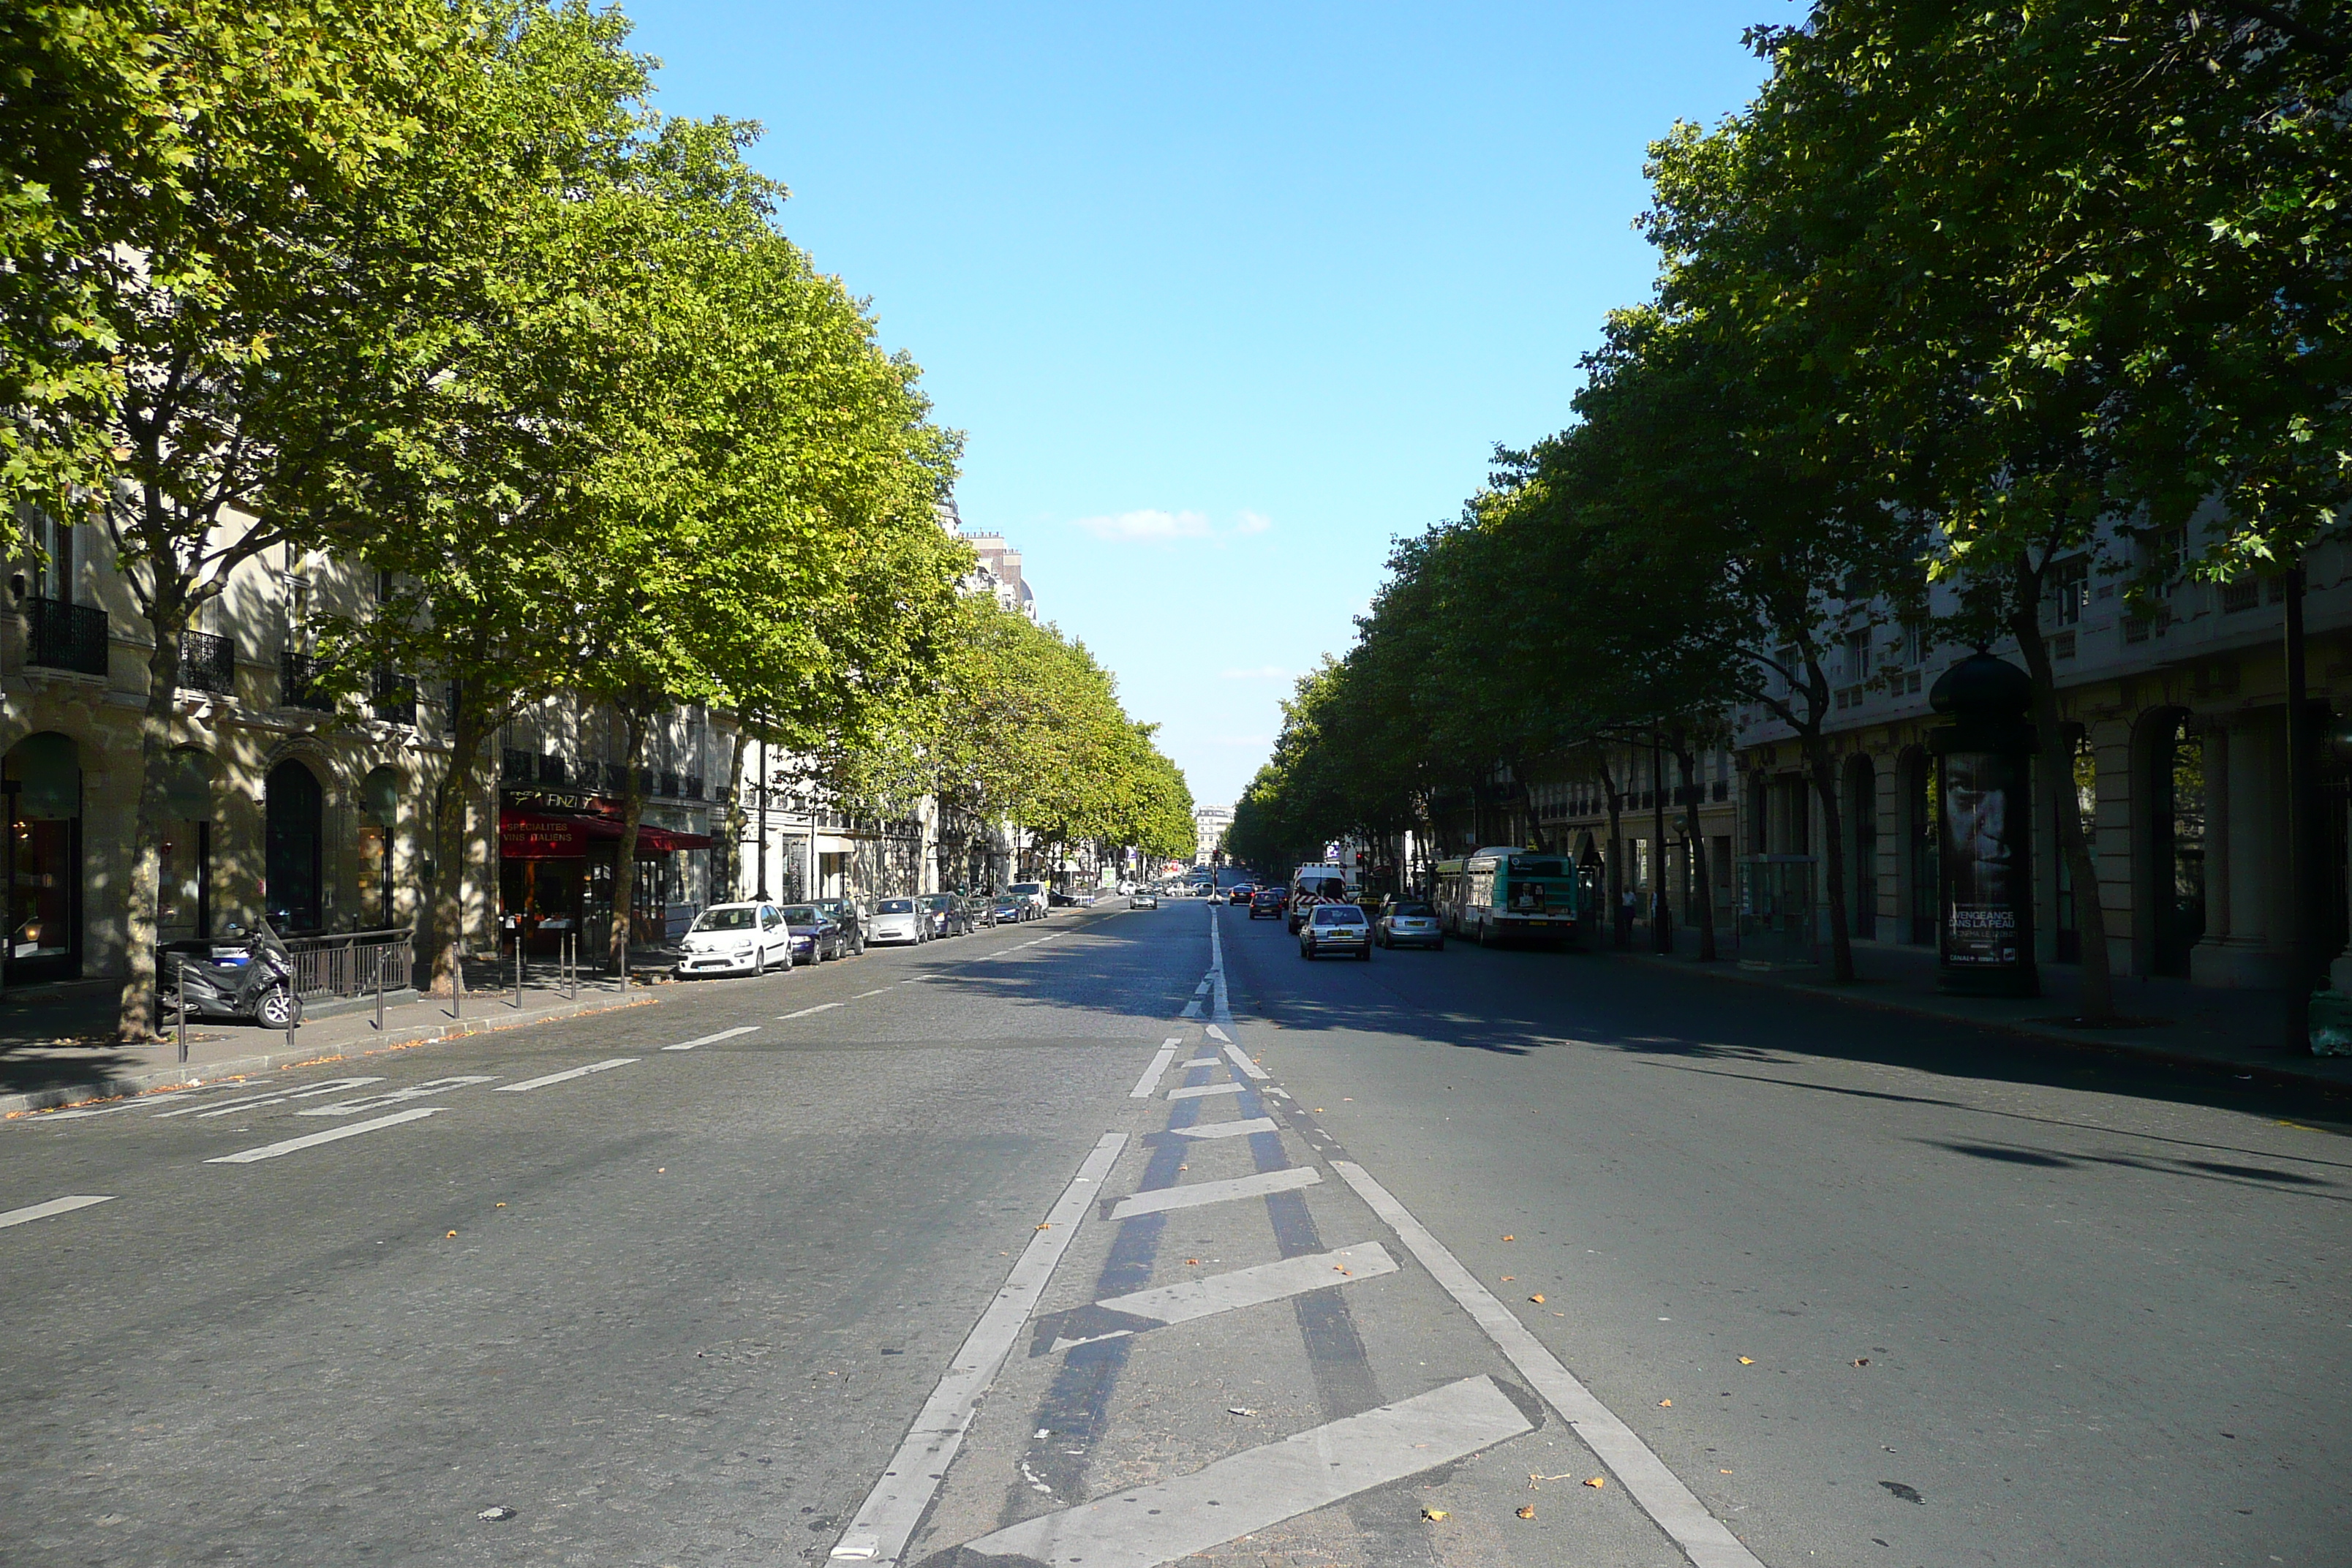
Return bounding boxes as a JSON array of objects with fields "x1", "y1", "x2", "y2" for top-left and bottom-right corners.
[
  {"x1": 1615, "y1": 950, "x2": 2351, "y2": 1098},
  {"x1": 0, "y1": 989, "x2": 663, "y2": 1119}
]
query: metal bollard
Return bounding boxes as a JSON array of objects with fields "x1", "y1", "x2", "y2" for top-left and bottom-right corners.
[
  {"x1": 453, "y1": 958, "x2": 464, "y2": 1019},
  {"x1": 513, "y1": 941, "x2": 522, "y2": 1009},
  {"x1": 175, "y1": 958, "x2": 188, "y2": 1064},
  {"x1": 374, "y1": 957, "x2": 385, "y2": 1032}
]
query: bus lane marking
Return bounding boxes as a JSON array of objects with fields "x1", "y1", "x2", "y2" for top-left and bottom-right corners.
[
  {"x1": 0, "y1": 1194, "x2": 116, "y2": 1229},
  {"x1": 146, "y1": 1079, "x2": 385, "y2": 1119},
  {"x1": 207, "y1": 1107, "x2": 445, "y2": 1165},
  {"x1": 664, "y1": 1025, "x2": 761, "y2": 1051},
  {"x1": 496, "y1": 1058, "x2": 637, "y2": 1090},
  {"x1": 1107, "y1": 1165, "x2": 1317, "y2": 1221},
  {"x1": 1035, "y1": 1242, "x2": 1398, "y2": 1354},
  {"x1": 1166, "y1": 1082, "x2": 1243, "y2": 1101},
  {"x1": 1221, "y1": 1041, "x2": 1268, "y2": 1080},
  {"x1": 297, "y1": 1077, "x2": 496, "y2": 1117}
]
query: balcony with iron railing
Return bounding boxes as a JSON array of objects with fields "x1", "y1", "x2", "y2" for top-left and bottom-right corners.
[
  {"x1": 178, "y1": 630, "x2": 236, "y2": 695},
  {"x1": 535, "y1": 752, "x2": 568, "y2": 787},
  {"x1": 25, "y1": 598, "x2": 109, "y2": 676},
  {"x1": 371, "y1": 668, "x2": 417, "y2": 725},
  {"x1": 279, "y1": 649, "x2": 336, "y2": 712},
  {"x1": 502, "y1": 747, "x2": 535, "y2": 783}
]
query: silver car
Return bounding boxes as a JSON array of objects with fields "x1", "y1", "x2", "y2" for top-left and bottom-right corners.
[
  {"x1": 1375, "y1": 900, "x2": 1444, "y2": 950},
  {"x1": 1299, "y1": 902, "x2": 1372, "y2": 960},
  {"x1": 1129, "y1": 888, "x2": 1160, "y2": 909}
]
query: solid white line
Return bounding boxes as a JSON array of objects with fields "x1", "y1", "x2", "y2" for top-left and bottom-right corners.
[
  {"x1": 780, "y1": 1003, "x2": 844, "y2": 1019},
  {"x1": 1172, "y1": 1116, "x2": 1278, "y2": 1141},
  {"x1": 296, "y1": 1076, "x2": 495, "y2": 1117},
  {"x1": 664, "y1": 1025, "x2": 762, "y2": 1050},
  {"x1": 0, "y1": 1194, "x2": 115, "y2": 1229},
  {"x1": 1221, "y1": 1040, "x2": 1268, "y2": 1081},
  {"x1": 1166, "y1": 1081, "x2": 1245, "y2": 1101},
  {"x1": 495, "y1": 1058, "x2": 637, "y2": 1090},
  {"x1": 1050, "y1": 1242, "x2": 1398, "y2": 1351},
  {"x1": 1179, "y1": 999, "x2": 1205, "y2": 1019},
  {"x1": 1128, "y1": 1043, "x2": 1180, "y2": 1099},
  {"x1": 959, "y1": 1376, "x2": 1531, "y2": 1567},
  {"x1": 1109, "y1": 1165, "x2": 1318, "y2": 1220},
  {"x1": 206, "y1": 1107, "x2": 444, "y2": 1165},
  {"x1": 1205, "y1": 1022, "x2": 1232, "y2": 1044},
  {"x1": 831, "y1": 1131, "x2": 1128, "y2": 1567},
  {"x1": 1332, "y1": 1160, "x2": 1767, "y2": 1568},
  {"x1": 856, "y1": 988, "x2": 891, "y2": 998},
  {"x1": 156, "y1": 1078, "x2": 383, "y2": 1118}
]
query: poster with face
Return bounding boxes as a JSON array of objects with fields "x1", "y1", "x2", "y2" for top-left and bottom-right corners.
[{"x1": 1942, "y1": 751, "x2": 2024, "y2": 968}]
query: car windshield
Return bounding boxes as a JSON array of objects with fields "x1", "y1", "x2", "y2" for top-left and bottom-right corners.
[
  {"x1": 780, "y1": 905, "x2": 818, "y2": 924},
  {"x1": 878, "y1": 898, "x2": 916, "y2": 913},
  {"x1": 691, "y1": 908, "x2": 758, "y2": 932},
  {"x1": 1393, "y1": 902, "x2": 1436, "y2": 919},
  {"x1": 920, "y1": 895, "x2": 948, "y2": 909},
  {"x1": 1312, "y1": 905, "x2": 1360, "y2": 925}
]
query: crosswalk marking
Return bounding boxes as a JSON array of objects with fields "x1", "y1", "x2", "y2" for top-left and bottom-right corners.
[
  {"x1": 494, "y1": 1058, "x2": 637, "y2": 1091},
  {"x1": 957, "y1": 1376, "x2": 1531, "y2": 1568},
  {"x1": 1165, "y1": 1081, "x2": 1244, "y2": 1101},
  {"x1": 206, "y1": 1107, "x2": 444, "y2": 1165},
  {"x1": 0, "y1": 1194, "x2": 115, "y2": 1229},
  {"x1": 1171, "y1": 1116, "x2": 1277, "y2": 1141},
  {"x1": 664, "y1": 1025, "x2": 761, "y2": 1050},
  {"x1": 1107, "y1": 1165, "x2": 1318, "y2": 1220}
]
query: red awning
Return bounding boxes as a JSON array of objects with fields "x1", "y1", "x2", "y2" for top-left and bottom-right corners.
[
  {"x1": 635, "y1": 823, "x2": 712, "y2": 852},
  {"x1": 500, "y1": 808, "x2": 708, "y2": 859}
]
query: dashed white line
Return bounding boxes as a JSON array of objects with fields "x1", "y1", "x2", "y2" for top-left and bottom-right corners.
[
  {"x1": 1108, "y1": 1165, "x2": 1318, "y2": 1220},
  {"x1": 495, "y1": 1058, "x2": 638, "y2": 1090},
  {"x1": 664, "y1": 1025, "x2": 763, "y2": 1050},
  {"x1": 957, "y1": 1376, "x2": 1531, "y2": 1567},
  {"x1": 0, "y1": 1194, "x2": 116, "y2": 1229},
  {"x1": 1172, "y1": 1116, "x2": 1278, "y2": 1141},
  {"x1": 856, "y1": 988, "x2": 892, "y2": 998},
  {"x1": 1333, "y1": 1159, "x2": 1768, "y2": 1568},
  {"x1": 1128, "y1": 1042, "x2": 1181, "y2": 1099},
  {"x1": 831, "y1": 1131, "x2": 1129, "y2": 1567},
  {"x1": 780, "y1": 1003, "x2": 845, "y2": 1019},
  {"x1": 1221, "y1": 1041, "x2": 1268, "y2": 1081},
  {"x1": 1165, "y1": 1081, "x2": 1245, "y2": 1101},
  {"x1": 206, "y1": 1107, "x2": 445, "y2": 1165}
]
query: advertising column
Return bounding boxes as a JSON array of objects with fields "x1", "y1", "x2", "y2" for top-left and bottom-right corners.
[{"x1": 1929, "y1": 650, "x2": 2038, "y2": 998}]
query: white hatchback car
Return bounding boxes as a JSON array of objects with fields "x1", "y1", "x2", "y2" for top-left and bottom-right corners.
[
  {"x1": 867, "y1": 896, "x2": 928, "y2": 946},
  {"x1": 674, "y1": 902, "x2": 791, "y2": 978}
]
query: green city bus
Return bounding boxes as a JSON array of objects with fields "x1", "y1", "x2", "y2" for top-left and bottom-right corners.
[{"x1": 1431, "y1": 848, "x2": 1582, "y2": 946}]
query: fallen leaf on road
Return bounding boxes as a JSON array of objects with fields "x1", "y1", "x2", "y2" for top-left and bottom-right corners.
[
  {"x1": 1186, "y1": 1258, "x2": 1199, "y2": 1265},
  {"x1": 1420, "y1": 1508, "x2": 1449, "y2": 1522},
  {"x1": 494, "y1": 1202, "x2": 505, "y2": 1208},
  {"x1": 1228, "y1": 1406, "x2": 1255, "y2": 1417},
  {"x1": 1500, "y1": 1275, "x2": 1515, "y2": 1282},
  {"x1": 1515, "y1": 1506, "x2": 1535, "y2": 1520},
  {"x1": 445, "y1": 1231, "x2": 458, "y2": 1239},
  {"x1": 1738, "y1": 1357, "x2": 1754, "y2": 1365},
  {"x1": 1583, "y1": 1477, "x2": 1605, "y2": 1489},
  {"x1": 1035, "y1": 1223, "x2": 1051, "y2": 1231},
  {"x1": 1658, "y1": 1399, "x2": 1672, "y2": 1407},
  {"x1": 1852, "y1": 1357, "x2": 1870, "y2": 1367},
  {"x1": 1880, "y1": 1481, "x2": 1923, "y2": 1504},
  {"x1": 1501, "y1": 1235, "x2": 1515, "y2": 1241},
  {"x1": 1334, "y1": 1265, "x2": 1352, "y2": 1275},
  {"x1": 1529, "y1": 1293, "x2": 1545, "y2": 1303}
]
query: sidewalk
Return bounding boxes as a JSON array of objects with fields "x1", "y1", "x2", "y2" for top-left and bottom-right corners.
[
  {"x1": 0, "y1": 949, "x2": 682, "y2": 1117},
  {"x1": 1605, "y1": 925, "x2": 2352, "y2": 1098}
]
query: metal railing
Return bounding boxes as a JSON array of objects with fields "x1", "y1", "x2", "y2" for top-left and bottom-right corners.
[
  {"x1": 371, "y1": 668, "x2": 417, "y2": 725},
  {"x1": 26, "y1": 598, "x2": 108, "y2": 676},
  {"x1": 535, "y1": 752, "x2": 568, "y2": 785},
  {"x1": 282, "y1": 928, "x2": 414, "y2": 999},
  {"x1": 502, "y1": 747, "x2": 535, "y2": 782},
  {"x1": 178, "y1": 629, "x2": 236, "y2": 694},
  {"x1": 279, "y1": 649, "x2": 336, "y2": 711}
]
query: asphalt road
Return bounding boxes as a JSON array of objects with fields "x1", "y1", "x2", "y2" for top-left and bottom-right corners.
[{"x1": 0, "y1": 898, "x2": 2342, "y2": 1568}]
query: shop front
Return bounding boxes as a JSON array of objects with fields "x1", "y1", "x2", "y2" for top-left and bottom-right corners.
[
  {"x1": 4, "y1": 731, "x2": 83, "y2": 984},
  {"x1": 498, "y1": 798, "x2": 709, "y2": 954}
]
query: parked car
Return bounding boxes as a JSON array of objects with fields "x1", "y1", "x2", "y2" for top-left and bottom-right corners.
[
  {"x1": 1129, "y1": 887, "x2": 1160, "y2": 909},
  {"x1": 812, "y1": 897, "x2": 867, "y2": 955},
  {"x1": 1007, "y1": 881, "x2": 1047, "y2": 920},
  {"x1": 1375, "y1": 899, "x2": 1444, "y2": 950},
  {"x1": 674, "y1": 902, "x2": 794, "y2": 977},
  {"x1": 780, "y1": 903, "x2": 849, "y2": 964},
  {"x1": 867, "y1": 896, "x2": 928, "y2": 946},
  {"x1": 1299, "y1": 901, "x2": 1373, "y2": 960},
  {"x1": 918, "y1": 892, "x2": 964, "y2": 938},
  {"x1": 1248, "y1": 886, "x2": 1286, "y2": 920},
  {"x1": 1048, "y1": 889, "x2": 1079, "y2": 908}
]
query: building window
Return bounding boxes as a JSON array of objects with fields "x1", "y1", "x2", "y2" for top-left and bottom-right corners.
[{"x1": 2046, "y1": 557, "x2": 2089, "y2": 627}]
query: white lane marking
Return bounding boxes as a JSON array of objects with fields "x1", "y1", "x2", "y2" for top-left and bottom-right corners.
[
  {"x1": 1205, "y1": 1022, "x2": 1232, "y2": 1043},
  {"x1": 0, "y1": 1194, "x2": 116, "y2": 1229},
  {"x1": 1128, "y1": 1042, "x2": 1180, "y2": 1099},
  {"x1": 856, "y1": 988, "x2": 892, "y2": 998},
  {"x1": 831, "y1": 1131, "x2": 1129, "y2": 1567},
  {"x1": 959, "y1": 1376, "x2": 1531, "y2": 1567},
  {"x1": 494, "y1": 1058, "x2": 637, "y2": 1091},
  {"x1": 41, "y1": 1082, "x2": 238, "y2": 1118},
  {"x1": 1194, "y1": 979, "x2": 1212, "y2": 995},
  {"x1": 1182, "y1": 1057, "x2": 1221, "y2": 1067},
  {"x1": 664, "y1": 1025, "x2": 762, "y2": 1051},
  {"x1": 780, "y1": 1003, "x2": 844, "y2": 1019},
  {"x1": 1109, "y1": 1165, "x2": 1318, "y2": 1220},
  {"x1": 207, "y1": 1107, "x2": 445, "y2": 1165},
  {"x1": 1172, "y1": 1116, "x2": 1278, "y2": 1141},
  {"x1": 1050, "y1": 1242, "x2": 1398, "y2": 1352},
  {"x1": 1333, "y1": 1160, "x2": 1767, "y2": 1568},
  {"x1": 1179, "y1": 999, "x2": 1205, "y2": 1019},
  {"x1": 1166, "y1": 1081, "x2": 1245, "y2": 1101},
  {"x1": 1221, "y1": 1040, "x2": 1268, "y2": 1081},
  {"x1": 297, "y1": 1077, "x2": 496, "y2": 1117},
  {"x1": 154, "y1": 1078, "x2": 384, "y2": 1119}
]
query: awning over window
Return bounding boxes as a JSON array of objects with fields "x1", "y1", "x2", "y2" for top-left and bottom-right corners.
[{"x1": 500, "y1": 809, "x2": 710, "y2": 859}]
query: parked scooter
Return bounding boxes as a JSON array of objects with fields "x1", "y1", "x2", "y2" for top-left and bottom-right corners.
[{"x1": 161, "y1": 920, "x2": 304, "y2": 1028}]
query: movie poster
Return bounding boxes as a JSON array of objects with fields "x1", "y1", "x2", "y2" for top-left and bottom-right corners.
[{"x1": 1942, "y1": 751, "x2": 2024, "y2": 969}]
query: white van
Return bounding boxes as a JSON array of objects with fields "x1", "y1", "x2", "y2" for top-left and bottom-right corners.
[{"x1": 1286, "y1": 862, "x2": 1350, "y2": 932}]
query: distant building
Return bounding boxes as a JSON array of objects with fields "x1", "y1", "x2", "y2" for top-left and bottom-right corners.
[
  {"x1": 1194, "y1": 805, "x2": 1232, "y2": 866},
  {"x1": 937, "y1": 499, "x2": 1036, "y2": 622}
]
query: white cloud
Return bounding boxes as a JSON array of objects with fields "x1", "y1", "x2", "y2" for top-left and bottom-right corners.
[
  {"x1": 1218, "y1": 665, "x2": 1290, "y2": 681},
  {"x1": 1068, "y1": 508, "x2": 1273, "y2": 544}
]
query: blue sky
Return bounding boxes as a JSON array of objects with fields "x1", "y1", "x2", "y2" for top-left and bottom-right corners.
[{"x1": 621, "y1": 1, "x2": 1779, "y2": 810}]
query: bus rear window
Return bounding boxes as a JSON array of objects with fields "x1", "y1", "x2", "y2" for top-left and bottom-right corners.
[{"x1": 1509, "y1": 857, "x2": 1567, "y2": 878}]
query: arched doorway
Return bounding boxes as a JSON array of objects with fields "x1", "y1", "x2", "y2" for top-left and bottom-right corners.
[
  {"x1": 359, "y1": 766, "x2": 402, "y2": 928},
  {"x1": 1845, "y1": 753, "x2": 1878, "y2": 941},
  {"x1": 159, "y1": 747, "x2": 219, "y2": 941},
  {"x1": 4, "y1": 732, "x2": 83, "y2": 982},
  {"x1": 2145, "y1": 714, "x2": 2206, "y2": 977},
  {"x1": 265, "y1": 760, "x2": 325, "y2": 934}
]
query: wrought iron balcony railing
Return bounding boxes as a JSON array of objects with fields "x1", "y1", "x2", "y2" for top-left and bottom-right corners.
[
  {"x1": 535, "y1": 753, "x2": 568, "y2": 786},
  {"x1": 178, "y1": 629, "x2": 235, "y2": 695},
  {"x1": 502, "y1": 747, "x2": 535, "y2": 783},
  {"x1": 26, "y1": 598, "x2": 108, "y2": 676},
  {"x1": 371, "y1": 668, "x2": 417, "y2": 725},
  {"x1": 279, "y1": 649, "x2": 336, "y2": 712}
]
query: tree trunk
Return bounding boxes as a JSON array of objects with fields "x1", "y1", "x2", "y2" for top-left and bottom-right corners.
[
  {"x1": 1798, "y1": 714, "x2": 1857, "y2": 982},
  {"x1": 1673, "y1": 742, "x2": 1717, "y2": 962},
  {"x1": 118, "y1": 593, "x2": 191, "y2": 1042},
  {"x1": 609, "y1": 709, "x2": 649, "y2": 975},
  {"x1": 426, "y1": 696, "x2": 496, "y2": 998},
  {"x1": 2008, "y1": 557, "x2": 2114, "y2": 1021},
  {"x1": 1650, "y1": 733, "x2": 1673, "y2": 953},
  {"x1": 1600, "y1": 755, "x2": 1627, "y2": 947},
  {"x1": 716, "y1": 726, "x2": 748, "y2": 905}
]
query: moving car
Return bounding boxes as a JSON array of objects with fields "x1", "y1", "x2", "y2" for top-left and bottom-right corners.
[
  {"x1": 812, "y1": 897, "x2": 867, "y2": 955},
  {"x1": 1375, "y1": 899, "x2": 1444, "y2": 950},
  {"x1": 1226, "y1": 882, "x2": 1255, "y2": 905},
  {"x1": 674, "y1": 902, "x2": 793, "y2": 977},
  {"x1": 1129, "y1": 887, "x2": 1160, "y2": 909},
  {"x1": 1298, "y1": 901, "x2": 1372, "y2": 960},
  {"x1": 1248, "y1": 887, "x2": 1286, "y2": 920},
  {"x1": 780, "y1": 903, "x2": 848, "y2": 964},
  {"x1": 867, "y1": 897, "x2": 928, "y2": 946}
]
